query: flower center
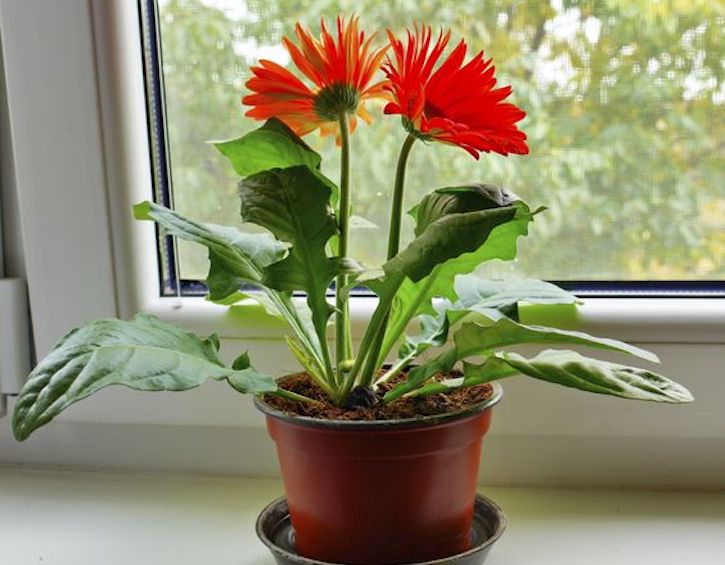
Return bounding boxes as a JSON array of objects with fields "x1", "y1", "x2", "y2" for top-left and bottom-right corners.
[{"x1": 313, "y1": 83, "x2": 360, "y2": 121}]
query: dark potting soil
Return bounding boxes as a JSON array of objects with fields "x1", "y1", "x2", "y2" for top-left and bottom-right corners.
[{"x1": 262, "y1": 372, "x2": 494, "y2": 421}]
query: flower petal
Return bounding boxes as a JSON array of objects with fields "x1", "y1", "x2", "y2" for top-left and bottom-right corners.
[
  {"x1": 383, "y1": 26, "x2": 528, "y2": 156},
  {"x1": 244, "y1": 16, "x2": 389, "y2": 137}
]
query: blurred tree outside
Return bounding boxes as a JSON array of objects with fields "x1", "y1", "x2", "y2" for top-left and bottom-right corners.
[{"x1": 157, "y1": 0, "x2": 724, "y2": 283}]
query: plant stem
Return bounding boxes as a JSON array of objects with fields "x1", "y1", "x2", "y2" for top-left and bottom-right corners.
[
  {"x1": 268, "y1": 291, "x2": 326, "y2": 375},
  {"x1": 357, "y1": 134, "x2": 417, "y2": 388},
  {"x1": 335, "y1": 112, "x2": 353, "y2": 385},
  {"x1": 373, "y1": 355, "x2": 411, "y2": 391},
  {"x1": 373, "y1": 269, "x2": 440, "y2": 379},
  {"x1": 386, "y1": 134, "x2": 417, "y2": 261},
  {"x1": 271, "y1": 388, "x2": 323, "y2": 406},
  {"x1": 338, "y1": 273, "x2": 403, "y2": 403}
]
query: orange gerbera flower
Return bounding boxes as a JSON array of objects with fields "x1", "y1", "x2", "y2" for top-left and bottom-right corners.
[
  {"x1": 383, "y1": 26, "x2": 529, "y2": 158},
  {"x1": 243, "y1": 16, "x2": 388, "y2": 139}
]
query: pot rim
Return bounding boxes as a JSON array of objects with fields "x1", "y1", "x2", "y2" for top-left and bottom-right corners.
[{"x1": 254, "y1": 380, "x2": 503, "y2": 431}]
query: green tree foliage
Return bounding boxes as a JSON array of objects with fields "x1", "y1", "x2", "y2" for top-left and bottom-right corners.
[{"x1": 158, "y1": 0, "x2": 723, "y2": 282}]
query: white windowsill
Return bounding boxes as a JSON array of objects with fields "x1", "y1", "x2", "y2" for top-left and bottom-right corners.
[
  {"x1": 2, "y1": 468, "x2": 724, "y2": 565},
  {"x1": 140, "y1": 293, "x2": 725, "y2": 343}
]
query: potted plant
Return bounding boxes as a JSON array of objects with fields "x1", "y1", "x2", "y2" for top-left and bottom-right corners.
[{"x1": 12, "y1": 16, "x2": 692, "y2": 565}]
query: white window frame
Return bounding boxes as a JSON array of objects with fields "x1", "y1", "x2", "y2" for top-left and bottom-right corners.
[
  {"x1": 1, "y1": 0, "x2": 721, "y2": 369},
  {"x1": 94, "y1": 0, "x2": 725, "y2": 344},
  {"x1": 0, "y1": 0, "x2": 118, "y2": 360},
  {"x1": 1, "y1": 0, "x2": 723, "y2": 486}
]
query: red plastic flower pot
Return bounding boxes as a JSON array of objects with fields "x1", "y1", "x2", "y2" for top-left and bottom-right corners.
[{"x1": 255, "y1": 382, "x2": 503, "y2": 565}]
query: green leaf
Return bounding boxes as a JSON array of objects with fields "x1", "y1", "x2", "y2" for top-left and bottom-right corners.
[
  {"x1": 12, "y1": 314, "x2": 277, "y2": 441},
  {"x1": 231, "y1": 351, "x2": 251, "y2": 370},
  {"x1": 451, "y1": 276, "x2": 578, "y2": 322},
  {"x1": 388, "y1": 277, "x2": 577, "y2": 380},
  {"x1": 384, "y1": 274, "x2": 659, "y2": 402},
  {"x1": 453, "y1": 318, "x2": 660, "y2": 363},
  {"x1": 368, "y1": 194, "x2": 541, "y2": 382},
  {"x1": 420, "y1": 202, "x2": 542, "y2": 303},
  {"x1": 134, "y1": 201, "x2": 289, "y2": 301},
  {"x1": 134, "y1": 200, "x2": 328, "y2": 376},
  {"x1": 226, "y1": 366, "x2": 276, "y2": 395},
  {"x1": 384, "y1": 207, "x2": 518, "y2": 282},
  {"x1": 410, "y1": 357, "x2": 518, "y2": 398},
  {"x1": 214, "y1": 119, "x2": 339, "y2": 205},
  {"x1": 376, "y1": 201, "x2": 539, "y2": 358},
  {"x1": 384, "y1": 276, "x2": 575, "y2": 380},
  {"x1": 239, "y1": 165, "x2": 360, "y2": 338},
  {"x1": 386, "y1": 293, "x2": 658, "y2": 401},
  {"x1": 213, "y1": 118, "x2": 321, "y2": 178},
  {"x1": 499, "y1": 350, "x2": 693, "y2": 403},
  {"x1": 398, "y1": 308, "x2": 451, "y2": 362},
  {"x1": 372, "y1": 188, "x2": 536, "y2": 304},
  {"x1": 411, "y1": 184, "x2": 519, "y2": 237}
]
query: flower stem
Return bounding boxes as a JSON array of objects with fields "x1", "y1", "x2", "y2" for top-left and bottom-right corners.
[
  {"x1": 335, "y1": 113, "x2": 353, "y2": 385},
  {"x1": 387, "y1": 134, "x2": 417, "y2": 260},
  {"x1": 338, "y1": 274, "x2": 403, "y2": 402},
  {"x1": 357, "y1": 134, "x2": 417, "y2": 388},
  {"x1": 372, "y1": 269, "x2": 440, "y2": 379}
]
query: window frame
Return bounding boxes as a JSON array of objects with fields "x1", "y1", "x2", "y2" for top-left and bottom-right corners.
[
  {"x1": 0, "y1": 0, "x2": 118, "y2": 359},
  {"x1": 0, "y1": 0, "x2": 725, "y2": 355},
  {"x1": 143, "y1": 0, "x2": 724, "y2": 302},
  {"x1": 4, "y1": 0, "x2": 722, "y2": 353},
  {"x1": 126, "y1": 0, "x2": 724, "y2": 343},
  {"x1": 0, "y1": 0, "x2": 723, "y2": 486}
]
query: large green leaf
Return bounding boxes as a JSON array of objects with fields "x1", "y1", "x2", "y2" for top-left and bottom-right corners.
[
  {"x1": 12, "y1": 314, "x2": 277, "y2": 441},
  {"x1": 398, "y1": 185, "x2": 539, "y2": 300},
  {"x1": 418, "y1": 201, "x2": 541, "y2": 303},
  {"x1": 410, "y1": 184, "x2": 519, "y2": 237},
  {"x1": 366, "y1": 190, "x2": 541, "y2": 383},
  {"x1": 387, "y1": 344, "x2": 690, "y2": 405},
  {"x1": 382, "y1": 276, "x2": 576, "y2": 382},
  {"x1": 383, "y1": 207, "x2": 518, "y2": 282},
  {"x1": 499, "y1": 350, "x2": 693, "y2": 403},
  {"x1": 387, "y1": 315, "x2": 660, "y2": 401},
  {"x1": 239, "y1": 165, "x2": 359, "y2": 338},
  {"x1": 383, "y1": 276, "x2": 658, "y2": 401},
  {"x1": 214, "y1": 119, "x2": 339, "y2": 204},
  {"x1": 134, "y1": 201, "x2": 288, "y2": 300},
  {"x1": 375, "y1": 201, "x2": 539, "y2": 361},
  {"x1": 214, "y1": 118, "x2": 321, "y2": 178},
  {"x1": 134, "y1": 201, "x2": 327, "y2": 377},
  {"x1": 453, "y1": 318, "x2": 659, "y2": 363},
  {"x1": 405, "y1": 357, "x2": 518, "y2": 399},
  {"x1": 451, "y1": 276, "x2": 578, "y2": 321}
]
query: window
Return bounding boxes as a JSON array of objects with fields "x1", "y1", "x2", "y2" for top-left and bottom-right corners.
[
  {"x1": 141, "y1": 0, "x2": 723, "y2": 298},
  {"x1": 0, "y1": 0, "x2": 721, "y2": 480}
]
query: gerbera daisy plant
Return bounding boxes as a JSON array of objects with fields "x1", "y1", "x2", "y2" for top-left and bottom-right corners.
[{"x1": 12, "y1": 17, "x2": 691, "y2": 442}]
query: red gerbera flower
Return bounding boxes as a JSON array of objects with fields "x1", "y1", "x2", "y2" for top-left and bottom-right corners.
[
  {"x1": 243, "y1": 16, "x2": 388, "y2": 139},
  {"x1": 383, "y1": 26, "x2": 529, "y2": 157}
]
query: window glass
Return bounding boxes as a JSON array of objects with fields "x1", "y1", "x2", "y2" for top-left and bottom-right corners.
[{"x1": 156, "y1": 0, "x2": 724, "y2": 286}]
